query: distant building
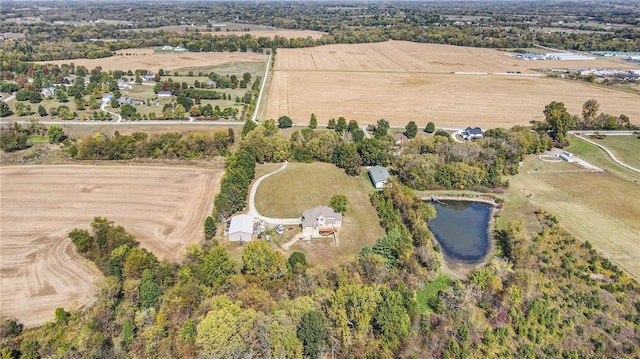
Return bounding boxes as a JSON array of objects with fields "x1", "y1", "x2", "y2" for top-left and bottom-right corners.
[
  {"x1": 559, "y1": 151, "x2": 574, "y2": 162},
  {"x1": 117, "y1": 79, "x2": 130, "y2": 90},
  {"x1": 301, "y1": 206, "x2": 342, "y2": 237},
  {"x1": 462, "y1": 127, "x2": 483, "y2": 141},
  {"x1": 157, "y1": 90, "x2": 172, "y2": 97},
  {"x1": 393, "y1": 133, "x2": 409, "y2": 144},
  {"x1": 41, "y1": 88, "x2": 56, "y2": 97},
  {"x1": 142, "y1": 73, "x2": 155, "y2": 81},
  {"x1": 228, "y1": 214, "x2": 255, "y2": 242},
  {"x1": 368, "y1": 165, "x2": 391, "y2": 189},
  {"x1": 118, "y1": 96, "x2": 134, "y2": 106}
]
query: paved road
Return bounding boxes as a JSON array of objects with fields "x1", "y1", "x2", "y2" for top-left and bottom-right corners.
[
  {"x1": 247, "y1": 161, "x2": 302, "y2": 225},
  {"x1": 573, "y1": 134, "x2": 640, "y2": 173}
]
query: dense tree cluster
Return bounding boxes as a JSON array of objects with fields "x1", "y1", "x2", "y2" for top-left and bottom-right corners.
[
  {"x1": 0, "y1": 121, "x2": 46, "y2": 152},
  {"x1": 213, "y1": 149, "x2": 256, "y2": 219},
  {"x1": 67, "y1": 130, "x2": 233, "y2": 160}
]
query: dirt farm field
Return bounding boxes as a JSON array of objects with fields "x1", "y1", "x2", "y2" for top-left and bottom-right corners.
[
  {"x1": 0, "y1": 165, "x2": 223, "y2": 326},
  {"x1": 40, "y1": 50, "x2": 267, "y2": 73},
  {"x1": 265, "y1": 41, "x2": 639, "y2": 127}
]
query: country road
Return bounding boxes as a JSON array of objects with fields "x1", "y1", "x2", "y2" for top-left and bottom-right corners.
[{"x1": 247, "y1": 161, "x2": 301, "y2": 225}]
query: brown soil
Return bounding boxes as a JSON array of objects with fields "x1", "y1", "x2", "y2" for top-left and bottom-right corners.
[{"x1": 0, "y1": 165, "x2": 223, "y2": 326}]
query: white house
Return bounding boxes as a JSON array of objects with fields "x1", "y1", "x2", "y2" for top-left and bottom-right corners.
[
  {"x1": 462, "y1": 127, "x2": 483, "y2": 141},
  {"x1": 228, "y1": 214, "x2": 255, "y2": 242},
  {"x1": 301, "y1": 206, "x2": 342, "y2": 237},
  {"x1": 368, "y1": 165, "x2": 391, "y2": 189}
]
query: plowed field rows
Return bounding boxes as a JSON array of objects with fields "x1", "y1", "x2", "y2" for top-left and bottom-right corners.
[{"x1": 0, "y1": 165, "x2": 222, "y2": 326}]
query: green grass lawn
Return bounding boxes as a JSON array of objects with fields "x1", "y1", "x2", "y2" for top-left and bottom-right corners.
[
  {"x1": 416, "y1": 273, "x2": 452, "y2": 313},
  {"x1": 254, "y1": 162, "x2": 385, "y2": 266},
  {"x1": 566, "y1": 135, "x2": 640, "y2": 183},
  {"x1": 27, "y1": 135, "x2": 48, "y2": 144},
  {"x1": 590, "y1": 135, "x2": 640, "y2": 169}
]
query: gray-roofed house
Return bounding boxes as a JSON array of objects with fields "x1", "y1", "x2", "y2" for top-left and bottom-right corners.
[
  {"x1": 368, "y1": 165, "x2": 391, "y2": 189},
  {"x1": 301, "y1": 206, "x2": 342, "y2": 237},
  {"x1": 157, "y1": 90, "x2": 172, "y2": 97},
  {"x1": 462, "y1": 127, "x2": 483, "y2": 141},
  {"x1": 228, "y1": 214, "x2": 255, "y2": 242}
]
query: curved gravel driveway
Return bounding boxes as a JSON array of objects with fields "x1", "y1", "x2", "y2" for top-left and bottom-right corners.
[{"x1": 247, "y1": 161, "x2": 301, "y2": 225}]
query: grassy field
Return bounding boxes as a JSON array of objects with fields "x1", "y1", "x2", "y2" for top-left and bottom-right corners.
[
  {"x1": 416, "y1": 273, "x2": 452, "y2": 313},
  {"x1": 253, "y1": 162, "x2": 385, "y2": 266},
  {"x1": 505, "y1": 154, "x2": 640, "y2": 281},
  {"x1": 586, "y1": 135, "x2": 640, "y2": 169},
  {"x1": 565, "y1": 135, "x2": 640, "y2": 183},
  {"x1": 265, "y1": 41, "x2": 640, "y2": 128}
]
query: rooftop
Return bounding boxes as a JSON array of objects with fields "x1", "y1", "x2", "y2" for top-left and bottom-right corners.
[
  {"x1": 301, "y1": 206, "x2": 342, "y2": 227},
  {"x1": 229, "y1": 214, "x2": 255, "y2": 234},
  {"x1": 368, "y1": 165, "x2": 390, "y2": 184}
]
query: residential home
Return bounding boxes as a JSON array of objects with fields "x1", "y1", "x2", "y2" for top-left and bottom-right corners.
[
  {"x1": 41, "y1": 88, "x2": 56, "y2": 97},
  {"x1": 142, "y1": 73, "x2": 155, "y2": 81},
  {"x1": 393, "y1": 133, "x2": 408, "y2": 145},
  {"x1": 117, "y1": 79, "x2": 130, "y2": 90},
  {"x1": 301, "y1": 206, "x2": 342, "y2": 237},
  {"x1": 118, "y1": 96, "x2": 134, "y2": 106},
  {"x1": 228, "y1": 214, "x2": 255, "y2": 242},
  {"x1": 462, "y1": 127, "x2": 483, "y2": 141},
  {"x1": 368, "y1": 165, "x2": 391, "y2": 189}
]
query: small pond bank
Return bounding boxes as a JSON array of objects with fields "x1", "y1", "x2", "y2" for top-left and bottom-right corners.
[{"x1": 426, "y1": 199, "x2": 498, "y2": 277}]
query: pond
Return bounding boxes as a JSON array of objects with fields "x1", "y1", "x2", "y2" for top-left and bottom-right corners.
[{"x1": 428, "y1": 200, "x2": 493, "y2": 264}]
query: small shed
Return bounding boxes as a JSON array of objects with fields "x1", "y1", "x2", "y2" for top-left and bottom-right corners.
[
  {"x1": 228, "y1": 214, "x2": 255, "y2": 242},
  {"x1": 157, "y1": 90, "x2": 172, "y2": 97},
  {"x1": 368, "y1": 165, "x2": 391, "y2": 189}
]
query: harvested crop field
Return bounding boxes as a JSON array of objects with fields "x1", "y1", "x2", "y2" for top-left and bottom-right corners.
[
  {"x1": 0, "y1": 165, "x2": 223, "y2": 326},
  {"x1": 40, "y1": 50, "x2": 267, "y2": 73},
  {"x1": 265, "y1": 41, "x2": 639, "y2": 128}
]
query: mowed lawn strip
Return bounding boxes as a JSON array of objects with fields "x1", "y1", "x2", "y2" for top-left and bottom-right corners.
[
  {"x1": 254, "y1": 162, "x2": 385, "y2": 266},
  {"x1": 508, "y1": 156, "x2": 640, "y2": 281}
]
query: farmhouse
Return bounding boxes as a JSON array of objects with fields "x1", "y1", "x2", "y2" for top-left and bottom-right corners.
[
  {"x1": 301, "y1": 206, "x2": 342, "y2": 237},
  {"x1": 393, "y1": 133, "x2": 409, "y2": 144},
  {"x1": 462, "y1": 127, "x2": 483, "y2": 141},
  {"x1": 41, "y1": 88, "x2": 56, "y2": 97},
  {"x1": 368, "y1": 165, "x2": 391, "y2": 189},
  {"x1": 228, "y1": 214, "x2": 255, "y2": 242}
]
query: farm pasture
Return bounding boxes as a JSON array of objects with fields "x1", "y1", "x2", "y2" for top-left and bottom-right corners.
[
  {"x1": 506, "y1": 155, "x2": 640, "y2": 281},
  {"x1": 0, "y1": 165, "x2": 223, "y2": 326}
]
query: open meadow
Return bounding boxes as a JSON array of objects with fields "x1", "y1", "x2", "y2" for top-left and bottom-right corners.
[
  {"x1": 40, "y1": 50, "x2": 267, "y2": 73},
  {"x1": 0, "y1": 165, "x2": 223, "y2": 326},
  {"x1": 253, "y1": 162, "x2": 385, "y2": 266},
  {"x1": 506, "y1": 154, "x2": 640, "y2": 281},
  {"x1": 265, "y1": 41, "x2": 640, "y2": 128}
]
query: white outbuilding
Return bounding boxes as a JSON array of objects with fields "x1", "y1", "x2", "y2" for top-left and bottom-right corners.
[{"x1": 228, "y1": 214, "x2": 255, "y2": 242}]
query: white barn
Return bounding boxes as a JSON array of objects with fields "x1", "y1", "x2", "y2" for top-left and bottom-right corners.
[{"x1": 228, "y1": 214, "x2": 255, "y2": 242}]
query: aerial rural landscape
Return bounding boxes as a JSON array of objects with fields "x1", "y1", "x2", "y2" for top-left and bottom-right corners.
[{"x1": 1, "y1": 1, "x2": 639, "y2": 358}]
